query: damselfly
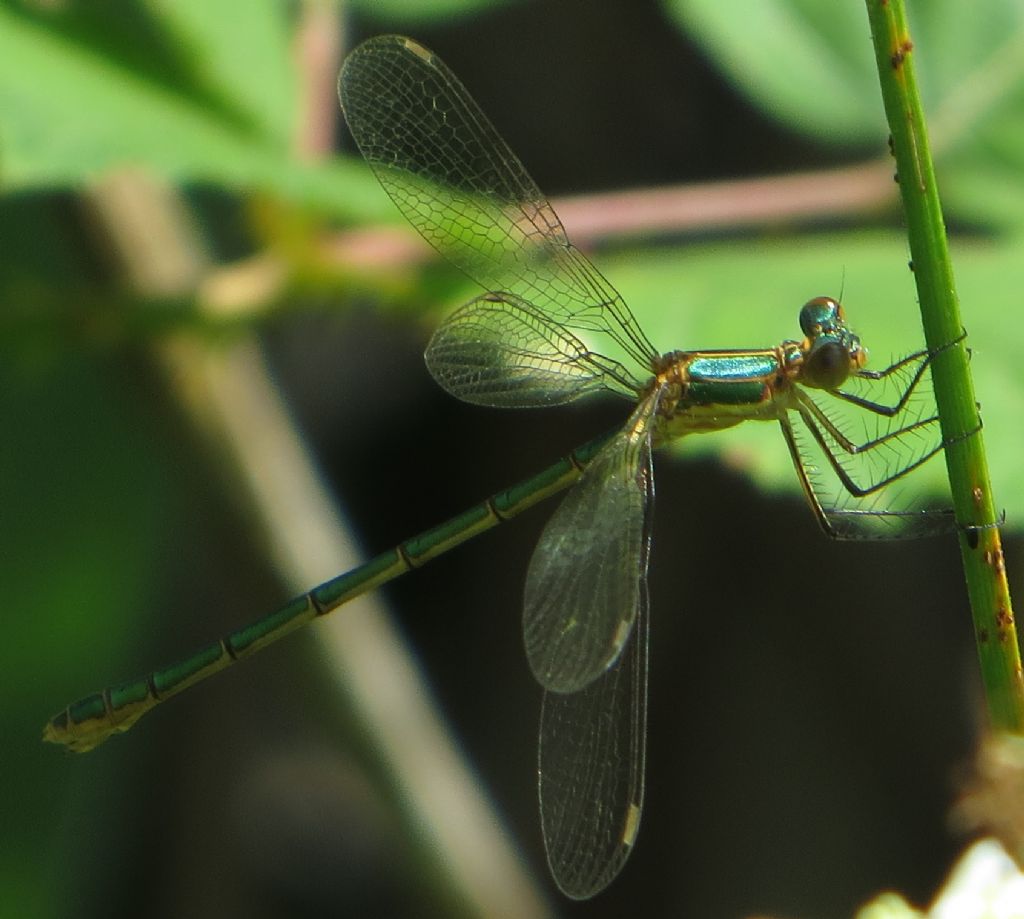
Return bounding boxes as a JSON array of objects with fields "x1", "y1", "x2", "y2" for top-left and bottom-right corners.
[{"x1": 45, "y1": 35, "x2": 958, "y2": 900}]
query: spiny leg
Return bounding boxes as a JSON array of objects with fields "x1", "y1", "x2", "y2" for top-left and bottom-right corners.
[
  {"x1": 794, "y1": 399, "x2": 982, "y2": 499},
  {"x1": 832, "y1": 329, "x2": 966, "y2": 416},
  {"x1": 797, "y1": 388, "x2": 939, "y2": 458},
  {"x1": 778, "y1": 412, "x2": 971, "y2": 539},
  {"x1": 778, "y1": 413, "x2": 836, "y2": 536}
]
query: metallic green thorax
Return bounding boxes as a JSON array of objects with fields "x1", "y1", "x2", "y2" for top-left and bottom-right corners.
[
  {"x1": 650, "y1": 296, "x2": 866, "y2": 443},
  {"x1": 677, "y1": 349, "x2": 780, "y2": 407}
]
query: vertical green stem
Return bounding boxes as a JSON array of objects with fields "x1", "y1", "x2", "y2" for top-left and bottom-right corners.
[{"x1": 864, "y1": 1, "x2": 1024, "y2": 731}]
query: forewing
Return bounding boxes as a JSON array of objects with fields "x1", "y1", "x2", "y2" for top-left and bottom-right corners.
[
  {"x1": 523, "y1": 396, "x2": 656, "y2": 693},
  {"x1": 424, "y1": 292, "x2": 642, "y2": 407},
  {"x1": 338, "y1": 35, "x2": 658, "y2": 368}
]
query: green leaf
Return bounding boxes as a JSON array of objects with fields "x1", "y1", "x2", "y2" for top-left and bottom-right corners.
[
  {"x1": 665, "y1": 0, "x2": 1024, "y2": 231},
  {"x1": 663, "y1": 0, "x2": 880, "y2": 140},
  {"x1": 144, "y1": 0, "x2": 296, "y2": 143},
  {"x1": 426, "y1": 223, "x2": 1023, "y2": 520},
  {"x1": 930, "y1": 22, "x2": 1024, "y2": 231},
  {"x1": 0, "y1": 5, "x2": 392, "y2": 221},
  {"x1": 591, "y1": 230, "x2": 1024, "y2": 518}
]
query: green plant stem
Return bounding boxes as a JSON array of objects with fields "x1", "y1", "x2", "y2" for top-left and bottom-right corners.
[{"x1": 865, "y1": 0, "x2": 1024, "y2": 732}]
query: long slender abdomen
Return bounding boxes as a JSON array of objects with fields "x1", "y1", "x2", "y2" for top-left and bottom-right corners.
[{"x1": 43, "y1": 429, "x2": 616, "y2": 752}]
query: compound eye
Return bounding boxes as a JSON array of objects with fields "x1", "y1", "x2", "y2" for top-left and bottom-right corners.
[
  {"x1": 799, "y1": 297, "x2": 842, "y2": 338},
  {"x1": 804, "y1": 338, "x2": 851, "y2": 390}
]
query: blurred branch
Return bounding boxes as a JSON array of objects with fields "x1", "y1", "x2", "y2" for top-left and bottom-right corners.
[
  {"x1": 80, "y1": 154, "x2": 900, "y2": 329},
  {"x1": 552, "y1": 159, "x2": 896, "y2": 241},
  {"x1": 319, "y1": 157, "x2": 898, "y2": 272},
  {"x1": 293, "y1": 1, "x2": 342, "y2": 161},
  {"x1": 82, "y1": 168, "x2": 553, "y2": 919}
]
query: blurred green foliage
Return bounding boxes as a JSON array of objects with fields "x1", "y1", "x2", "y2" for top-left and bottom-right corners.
[{"x1": 673, "y1": 0, "x2": 1024, "y2": 227}]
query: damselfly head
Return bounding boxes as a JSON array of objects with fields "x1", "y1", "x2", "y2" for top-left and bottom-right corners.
[{"x1": 797, "y1": 297, "x2": 868, "y2": 389}]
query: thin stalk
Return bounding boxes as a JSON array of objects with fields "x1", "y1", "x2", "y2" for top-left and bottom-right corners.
[{"x1": 864, "y1": 0, "x2": 1024, "y2": 731}]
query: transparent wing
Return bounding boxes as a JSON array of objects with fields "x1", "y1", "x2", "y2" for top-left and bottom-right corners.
[
  {"x1": 424, "y1": 292, "x2": 644, "y2": 407},
  {"x1": 338, "y1": 35, "x2": 659, "y2": 369},
  {"x1": 538, "y1": 452, "x2": 651, "y2": 900},
  {"x1": 523, "y1": 395, "x2": 657, "y2": 693}
]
